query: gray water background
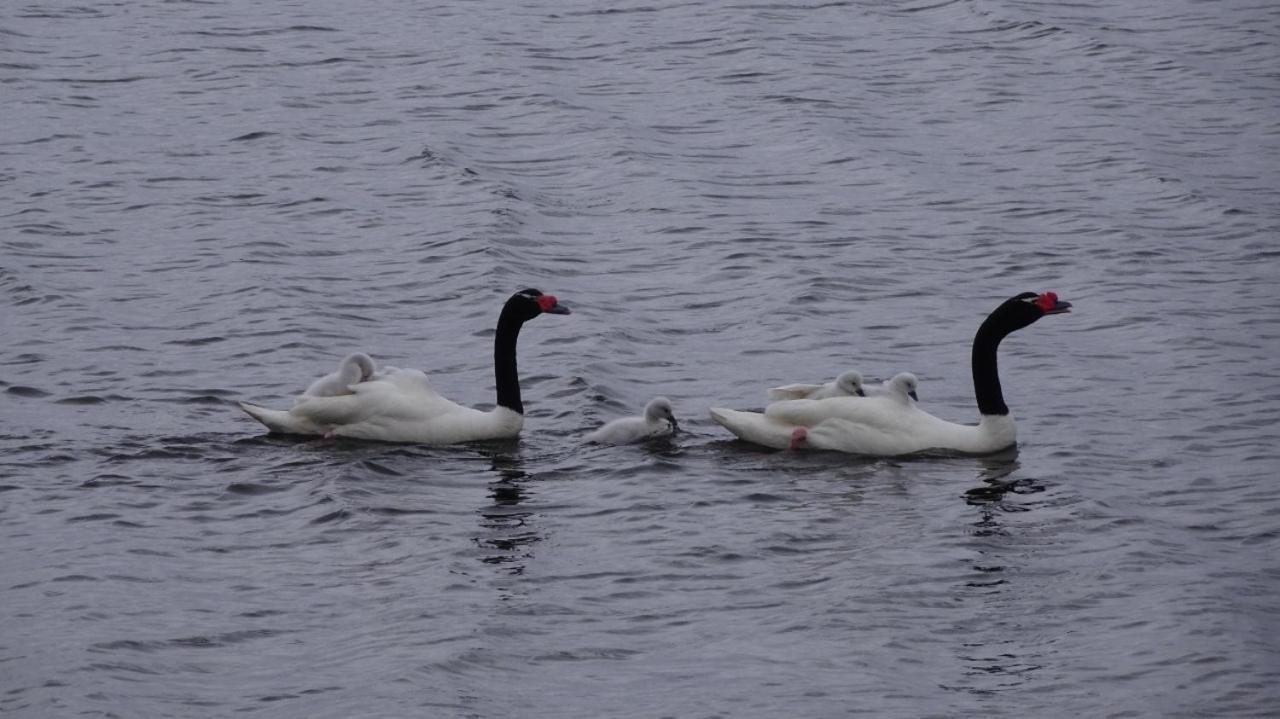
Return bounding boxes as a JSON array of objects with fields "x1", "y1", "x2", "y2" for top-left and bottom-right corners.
[{"x1": 2, "y1": 0, "x2": 1279, "y2": 716}]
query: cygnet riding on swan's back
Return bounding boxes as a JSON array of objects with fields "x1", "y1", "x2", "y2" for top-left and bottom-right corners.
[
  {"x1": 711, "y1": 291, "x2": 1071, "y2": 456},
  {"x1": 767, "y1": 370, "x2": 864, "y2": 401},
  {"x1": 238, "y1": 289, "x2": 570, "y2": 444},
  {"x1": 864, "y1": 372, "x2": 919, "y2": 403},
  {"x1": 585, "y1": 397, "x2": 679, "y2": 445},
  {"x1": 301, "y1": 352, "x2": 377, "y2": 399}
]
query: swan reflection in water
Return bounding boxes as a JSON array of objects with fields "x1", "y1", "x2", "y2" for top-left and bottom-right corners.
[
  {"x1": 963, "y1": 446, "x2": 1043, "y2": 509},
  {"x1": 476, "y1": 448, "x2": 539, "y2": 575},
  {"x1": 949, "y1": 446, "x2": 1051, "y2": 693}
]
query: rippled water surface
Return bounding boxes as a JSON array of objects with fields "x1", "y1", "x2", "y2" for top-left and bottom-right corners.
[{"x1": 3, "y1": 0, "x2": 1279, "y2": 716}]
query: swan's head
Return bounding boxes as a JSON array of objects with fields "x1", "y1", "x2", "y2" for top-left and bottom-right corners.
[
  {"x1": 887, "y1": 372, "x2": 919, "y2": 401},
  {"x1": 834, "y1": 371, "x2": 865, "y2": 397},
  {"x1": 644, "y1": 396, "x2": 678, "y2": 431},
  {"x1": 993, "y1": 291, "x2": 1072, "y2": 332},
  {"x1": 509, "y1": 288, "x2": 572, "y2": 321}
]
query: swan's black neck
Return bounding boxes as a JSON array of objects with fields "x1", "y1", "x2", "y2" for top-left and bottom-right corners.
[
  {"x1": 494, "y1": 303, "x2": 528, "y2": 415},
  {"x1": 972, "y1": 314, "x2": 1011, "y2": 416}
]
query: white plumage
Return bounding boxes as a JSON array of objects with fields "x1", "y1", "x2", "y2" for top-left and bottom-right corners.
[
  {"x1": 585, "y1": 397, "x2": 678, "y2": 445},
  {"x1": 766, "y1": 370, "x2": 864, "y2": 401},
  {"x1": 863, "y1": 372, "x2": 919, "y2": 403},
  {"x1": 710, "y1": 291, "x2": 1072, "y2": 456},
  {"x1": 238, "y1": 289, "x2": 570, "y2": 445},
  {"x1": 300, "y1": 353, "x2": 377, "y2": 399},
  {"x1": 242, "y1": 369, "x2": 524, "y2": 444}
]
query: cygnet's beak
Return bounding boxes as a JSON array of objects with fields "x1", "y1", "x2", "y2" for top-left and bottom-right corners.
[
  {"x1": 908, "y1": 390, "x2": 918, "y2": 401},
  {"x1": 667, "y1": 416, "x2": 680, "y2": 432},
  {"x1": 855, "y1": 388, "x2": 866, "y2": 397}
]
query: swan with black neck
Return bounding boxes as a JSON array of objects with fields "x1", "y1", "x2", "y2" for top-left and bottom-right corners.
[
  {"x1": 238, "y1": 289, "x2": 570, "y2": 444},
  {"x1": 710, "y1": 292, "x2": 1071, "y2": 455}
]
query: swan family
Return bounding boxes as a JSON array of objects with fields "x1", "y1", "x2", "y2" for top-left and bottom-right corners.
[
  {"x1": 238, "y1": 289, "x2": 1070, "y2": 456},
  {"x1": 239, "y1": 289, "x2": 569, "y2": 444}
]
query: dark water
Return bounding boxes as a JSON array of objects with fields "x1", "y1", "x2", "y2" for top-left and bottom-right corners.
[{"x1": 3, "y1": 0, "x2": 1279, "y2": 716}]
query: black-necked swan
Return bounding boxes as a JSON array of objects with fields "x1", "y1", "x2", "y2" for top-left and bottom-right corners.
[
  {"x1": 767, "y1": 370, "x2": 864, "y2": 401},
  {"x1": 585, "y1": 397, "x2": 678, "y2": 445},
  {"x1": 300, "y1": 352, "x2": 377, "y2": 399},
  {"x1": 238, "y1": 289, "x2": 571, "y2": 444},
  {"x1": 709, "y1": 291, "x2": 1071, "y2": 455},
  {"x1": 864, "y1": 372, "x2": 919, "y2": 403}
]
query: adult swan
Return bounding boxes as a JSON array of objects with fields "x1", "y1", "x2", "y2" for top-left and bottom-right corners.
[
  {"x1": 238, "y1": 288, "x2": 570, "y2": 444},
  {"x1": 709, "y1": 291, "x2": 1071, "y2": 455}
]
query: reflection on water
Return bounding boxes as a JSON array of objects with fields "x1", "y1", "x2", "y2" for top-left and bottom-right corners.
[
  {"x1": 476, "y1": 449, "x2": 537, "y2": 574},
  {"x1": 964, "y1": 447, "x2": 1044, "y2": 509},
  {"x1": 949, "y1": 447, "x2": 1052, "y2": 696}
]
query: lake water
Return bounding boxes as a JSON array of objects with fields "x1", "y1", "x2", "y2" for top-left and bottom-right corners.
[{"x1": 2, "y1": 0, "x2": 1278, "y2": 716}]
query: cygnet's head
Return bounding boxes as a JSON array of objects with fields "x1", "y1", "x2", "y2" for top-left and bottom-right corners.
[
  {"x1": 835, "y1": 370, "x2": 865, "y2": 397},
  {"x1": 345, "y1": 353, "x2": 376, "y2": 381},
  {"x1": 644, "y1": 397, "x2": 678, "y2": 431},
  {"x1": 887, "y1": 372, "x2": 919, "y2": 401}
]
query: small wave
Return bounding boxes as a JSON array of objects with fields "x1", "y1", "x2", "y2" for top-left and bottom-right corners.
[{"x1": 229, "y1": 131, "x2": 276, "y2": 141}]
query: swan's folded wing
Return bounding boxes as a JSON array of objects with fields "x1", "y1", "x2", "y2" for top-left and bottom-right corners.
[
  {"x1": 766, "y1": 383, "x2": 823, "y2": 401},
  {"x1": 806, "y1": 417, "x2": 921, "y2": 456},
  {"x1": 340, "y1": 371, "x2": 467, "y2": 422},
  {"x1": 764, "y1": 395, "x2": 900, "y2": 427},
  {"x1": 376, "y1": 368, "x2": 439, "y2": 396},
  {"x1": 284, "y1": 373, "x2": 438, "y2": 425},
  {"x1": 288, "y1": 393, "x2": 371, "y2": 427}
]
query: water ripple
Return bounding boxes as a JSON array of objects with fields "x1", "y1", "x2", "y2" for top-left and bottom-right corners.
[{"x1": 1, "y1": 0, "x2": 1277, "y2": 716}]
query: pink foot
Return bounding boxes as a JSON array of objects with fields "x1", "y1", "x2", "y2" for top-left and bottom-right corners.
[{"x1": 787, "y1": 427, "x2": 808, "y2": 451}]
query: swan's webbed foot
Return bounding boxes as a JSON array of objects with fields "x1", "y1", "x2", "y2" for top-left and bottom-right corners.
[{"x1": 787, "y1": 427, "x2": 808, "y2": 451}]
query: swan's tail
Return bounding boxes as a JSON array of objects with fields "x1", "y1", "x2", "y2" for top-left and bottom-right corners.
[
  {"x1": 237, "y1": 401, "x2": 316, "y2": 435},
  {"x1": 709, "y1": 407, "x2": 795, "y2": 450}
]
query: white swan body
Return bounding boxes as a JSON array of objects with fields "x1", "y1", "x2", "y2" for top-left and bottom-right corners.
[
  {"x1": 585, "y1": 397, "x2": 678, "y2": 445},
  {"x1": 714, "y1": 385, "x2": 1012, "y2": 456},
  {"x1": 300, "y1": 352, "x2": 376, "y2": 399},
  {"x1": 863, "y1": 372, "x2": 919, "y2": 403},
  {"x1": 242, "y1": 369, "x2": 524, "y2": 444},
  {"x1": 788, "y1": 413, "x2": 1016, "y2": 455},
  {"x1": 711, "y1": 291, "x2": 1071, "y2": 456},
  {"x1": 238, "y1": 289, "x2": 570, "y2": 445},
  {"x1": 767, "y1": 370, "x2": 864, "y2": 401}
]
